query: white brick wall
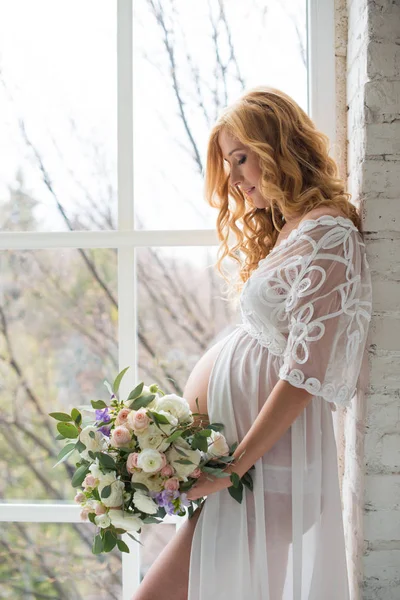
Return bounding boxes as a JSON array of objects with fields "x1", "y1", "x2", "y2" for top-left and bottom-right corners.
[{"x1": 344, "y1": 0, "x2": 400, "y2": 597}]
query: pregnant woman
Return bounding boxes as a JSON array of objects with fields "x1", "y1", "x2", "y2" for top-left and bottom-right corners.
[{"x1": 133, "y1": 86, "x2": 372, "y2": 600}]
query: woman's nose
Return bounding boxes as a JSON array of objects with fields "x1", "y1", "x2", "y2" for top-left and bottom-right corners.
[{"x1": 230, "y1": 169, "x2": 242, "y2": 188}]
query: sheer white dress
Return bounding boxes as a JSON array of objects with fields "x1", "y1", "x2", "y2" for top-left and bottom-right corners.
[{"x1": 187, "y1": 215, "x2": 372, "y2": 600}]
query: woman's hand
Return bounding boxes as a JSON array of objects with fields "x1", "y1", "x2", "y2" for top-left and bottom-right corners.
[{"x1": 186, "y1": 470, "x2": 232, "y2": 501}]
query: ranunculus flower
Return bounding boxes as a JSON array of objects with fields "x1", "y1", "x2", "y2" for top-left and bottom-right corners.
[
  {"x1": 126, "y1": 452, "x2": 140, "y2": 474},
  {"x1": 115, "y1": 408, "x2": 131, "y2": 427},
  {"x1": 137, "y1": 449, "x2": 166, "y2": 473},
  {"x1": 136, "y1": 423, "x2": 170, "y2": 452},
  {"x1": 79, "y1": 426, "x2": 108, "y2": 461},
  {"x1": 155, "y1": 394, "x2": 192, "y2": 422},
  {"x1": 131, "y1": 470, "x2": 164, "y2": 492},
  {"x1": 164, "y1": 477, "x2": 180, "y2": 491},
  {"x1": 207, "y1": 430, "x2": 230, "y2": 458},
  {"x1": 160, "y1": 464, "x2": 174, "y2": 478},
  {"x1": 94, "y1": 513, "x2": 111, "y2": 529},
  {"x1": 110, "y1": 426, "x2": 132, "y2": 447},
  {"x1": 133, "y1": 490, "x2": 158, "y2": 514},
  {"x1": 74, "y1": 491, "x2": 85, "y2": 503},
  {"x1": 97, "y1": 472, "x2": 125, "y2": 508},
  {"x1": 109, "y1": 509, "x2": 143, "y2": 532},
  {"x1": 166, "y1": 439, "x2": 202, "y2": 480}
]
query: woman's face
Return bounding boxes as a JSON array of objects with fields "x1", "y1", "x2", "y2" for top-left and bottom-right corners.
[{"x1": 218, "y1": 128, "x2": 268, "y2": 209}]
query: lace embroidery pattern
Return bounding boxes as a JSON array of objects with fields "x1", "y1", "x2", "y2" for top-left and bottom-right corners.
[{"x1": 239, "y1": 216, "x2": 372, "y2": 406}]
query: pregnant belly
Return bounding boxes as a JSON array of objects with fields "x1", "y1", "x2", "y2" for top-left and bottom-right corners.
[{"x1": 182, "y1": 336, "x2": 227, "y2": 421}]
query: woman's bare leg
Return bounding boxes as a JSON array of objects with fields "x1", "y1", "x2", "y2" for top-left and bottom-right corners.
[{"x1": 131, "y1": 503, "x2": 204, "y2": 600}]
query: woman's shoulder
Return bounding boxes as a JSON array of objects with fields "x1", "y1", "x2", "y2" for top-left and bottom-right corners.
[{"x1": 297, "y1": 206, "x2": 350, "y2": 226}]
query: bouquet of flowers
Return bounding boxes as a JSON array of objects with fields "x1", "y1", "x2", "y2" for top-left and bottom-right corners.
[{"x1": 49, "y1": 367, "x2": 253, "y2": 555}]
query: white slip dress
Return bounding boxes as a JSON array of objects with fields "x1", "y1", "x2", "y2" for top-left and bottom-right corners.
[{"x1": 187, "y1": 215, "x2": 372, "y2": 600}]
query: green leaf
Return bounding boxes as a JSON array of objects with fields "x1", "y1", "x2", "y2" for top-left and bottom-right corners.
[
  {"x1": 129, "y1": 394, "x2": 156, "y2": 410},
  {"x1": 126, "y1": 532, "x2": 143, "y2": 546},
  {"x1": 55, "y1": 433, "x2": 65, "y2": 440},
  {"x1": 198, "y1": 429, "x2": 212, "y2": 437},
  {"x1": 49, "y1": 412, "x2": 73, "y2": 422},
  {"x1": 208, "y1": 422, "x2": 225, "y2": 432},
  {"x1": 97, "y1": 453, "x2": 117, "y2": 471},
  {"x1": 91, "y1": 400, "x2": 107, "y2": 409},
  {"x1": 104, "y1": 530, "x2": 117, "y2": 552},
  {"x1": 127, "y1": 382, "x2": 144, "y2": 401},
  {"x1": 228, "y1": 481, "x2": 243, "y2": 503},
  {"x1": 92, "y1": 534, "x2": 104, "y2": 554},
  {"x1": 147, "y1": 410, "x2": 170, "y2": 424},
  {"x1": 75, "y1": 440, "x2": 86, "y2": 453},
  {"x1": 174, "y1": 458, "x2": 195, "y2": 465},
  {"x1": 53, "y1": 443, "x2": 76, "y2": 468},
  {"x1": 165, "y1": 429, "x2": 183, "y2": 443},
  {"x1": 89, "y1": 431, "x2": 95, "y2": 439},
  {"x1": 230, "y1": 472, "x2": 240, "y2": 488},
  {"x1": 71, "y1": 408, "x2": 82, "y2": 425},
  {"x1": 71, "y1": 464, "x2": 90, "y2": 487},
  {"x1": 173, "y1": 445, "x2": 189, "y2": 457},
  {"x1": 242, "y1": 472, "x2": 254, "y2": 492},
  {"x1": 57, "y1": 422, "x2": 79, "y2": 439},
  {"x1": 117, "y1": 539, "x2": 130, "y2": 553},
  {"x1": 142, "y1": 516, "x2": 162, "y2": 524},
  {"x1": 88, "y1": 512, "x2": 96, "y2": 525},
  {"x1": 101, "y1": 485, "x2": 112, "y2": 499},
  {"x1": 130, "y1": 482, "x2": 149, "y2": 492},
  {"x1": 113, "y1": 367, "x2": 130, "y2": 395}
]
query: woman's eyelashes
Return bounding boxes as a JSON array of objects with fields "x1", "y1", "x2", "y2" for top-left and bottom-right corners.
[{"x1": 238, "y1": 156, "x2": 247, "y2": 165}]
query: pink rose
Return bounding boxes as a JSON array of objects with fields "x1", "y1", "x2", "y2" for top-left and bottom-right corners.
[
  {"x1": 126, "y1": 452, "x2": 140, "y2": 474},
  {"x1": 115, "y1": 408, "x2": 131, "y2": 427},
  {"x1": 129, "y1": 408, "x2": 150, "y2": 432},
  {"x1": 74, "y1": 491, "x2": 85, "y2": 503},
  {"x1": 80, "y1": 508, "x2": 90, "y2": 521},
  {"x1": 110, "y1": 425, "x2": 132, "y2": 447},
  {"x1": 160, "y1": 464, "x2": 174, "y2": 478},
  {"x1": 188, "y1": 467, "x2": 201, "y2": 478},
  {"x1": 164, "y1": 477, "x2": 180, "y2": 491},
  {"x1": 82, "y1": 474, "x2": 98, "y2": 489},
  {"x1": 95, "y1": 503, "x2": 107, "y2": 515}
]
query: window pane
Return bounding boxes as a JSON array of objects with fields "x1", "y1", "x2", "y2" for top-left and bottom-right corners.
[
  {"x1": 0, "y1": 1, "x2": 117, "y2": 232},
  {"x1": 136, "y1": 246, "x2": 240, "y2": 394},
  {"x1": 0, "y1": 248, "x2": 118, "y2": 501},
  {"x1": 133, "y1": 0, "x2": 307, "y2": 230},
  {"x1": 0, "y1": 522, "x2": 121, "y2": 599}
]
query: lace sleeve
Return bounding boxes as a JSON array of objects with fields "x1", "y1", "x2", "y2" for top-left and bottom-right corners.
[{"x1": 278, "y1": 221, "x2": 372, "y2": 406}]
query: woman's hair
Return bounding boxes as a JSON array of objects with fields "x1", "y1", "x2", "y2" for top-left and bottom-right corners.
[{"x1": 204, "y1": 86, "x2": 361, "y2": 298}]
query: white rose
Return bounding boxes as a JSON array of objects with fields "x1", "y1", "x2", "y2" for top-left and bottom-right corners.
[
  {"x1": 207, "y1": 430, "x2": 230, "y2": 458},
  {"x1": 136, "y1": 423, "x2": 170, "y2": 452},
  {"x1": 155, "y1": 394, "x2": 192, "y2": 422},
  {"x1": 137, "y1": 448, "x2": 165, "y2": 473},
  {"x1": 166, "y1": 441, "x2": 202, "y2": 480},
  {"x1": 94, "y1": 513, "x2": 111, "y2": 529},
  {"x1": 124, "y1": 385, "x2": 160, "y2": 410},
  {"x1": 131, "y1": 470, "x2": 164, "y2": 492},
  {"x1": 98, "y1": 472, "x2": 125, "y2": 508},
  {"x1": 109, "y1": 509, "x2": 143, "y2": 532},
  {"x1": 132, "y1": 490, "x2": 158, "y2": 515},
  {"x1": 79, "y1": 426, "x2": 108, "y2": 461}
]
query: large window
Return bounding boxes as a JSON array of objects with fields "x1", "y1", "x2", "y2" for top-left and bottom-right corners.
[{"x1": 0, "y1": 1, "x2": 334, "y2": 597}]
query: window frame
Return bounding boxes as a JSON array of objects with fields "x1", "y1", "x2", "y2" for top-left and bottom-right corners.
[{"x1": 0, "y1": 0, "x2": 336, "y2": 597}]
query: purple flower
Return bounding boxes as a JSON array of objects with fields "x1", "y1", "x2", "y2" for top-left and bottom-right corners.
[
  {"x1": 99, "y1": 425, "x2": 112, "y2": 436},
  {"x1": 95, "y1": 407, "x2": 111, "y2": 423},
  {"x1": 149, "y1": 489, "x2": 188, "y2": 515}
]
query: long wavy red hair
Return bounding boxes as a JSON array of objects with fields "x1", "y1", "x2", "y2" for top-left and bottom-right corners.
[{"x1": 204, "y1": 86, "x2": 360, "y2": 299}]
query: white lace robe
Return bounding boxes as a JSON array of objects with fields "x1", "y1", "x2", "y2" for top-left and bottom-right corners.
[{"x1": 188, "y1": 216, "x2": 372, "y2": 600}]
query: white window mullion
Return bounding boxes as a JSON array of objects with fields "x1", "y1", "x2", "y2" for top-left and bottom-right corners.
[
  {"x1": 307, "y1": 0, "x2": 336, "y2": 147},
  {"x1": 117, "y1": 1, "x2": 141, "y2": 597}
]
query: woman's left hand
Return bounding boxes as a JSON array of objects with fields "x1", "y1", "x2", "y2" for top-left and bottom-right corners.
[{"x1": 186, "y1": 470, "x2": 233, "y2": 501}]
